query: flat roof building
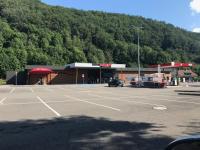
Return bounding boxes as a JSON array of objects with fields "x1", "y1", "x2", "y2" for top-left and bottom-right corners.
[{"x1": 7, "y1": 62, "x2": 195, "y2": 85}]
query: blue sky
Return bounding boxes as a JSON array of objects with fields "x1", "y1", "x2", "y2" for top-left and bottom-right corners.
[{"x1": 42, "y1": 0, "x2": 200, "y2": 32}]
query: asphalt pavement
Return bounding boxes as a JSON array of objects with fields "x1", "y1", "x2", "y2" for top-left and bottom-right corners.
[{"x1": 0, "y1": 84, "x2": 200, "y2": 150}]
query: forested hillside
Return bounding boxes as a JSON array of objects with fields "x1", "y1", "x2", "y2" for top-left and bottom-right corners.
[{"x1": 0, "y1": 0, "x2": 200, "y2": 77}]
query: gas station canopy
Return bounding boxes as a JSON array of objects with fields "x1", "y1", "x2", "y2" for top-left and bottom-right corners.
[{"x1": 150, "y1": 62, "x2": 194, "y2": 68}]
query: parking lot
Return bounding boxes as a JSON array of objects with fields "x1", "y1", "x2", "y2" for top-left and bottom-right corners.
[{"x1": 0, "y1": 84, "x2": 200, "y2": 150}]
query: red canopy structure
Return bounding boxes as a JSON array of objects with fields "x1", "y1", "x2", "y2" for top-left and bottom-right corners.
[
  {"x1": 29, "y1": 68, "x2": 53, "y2": 74},
  {"x1": 150, "y1": 62, "x2": 194, "y2": 68}
]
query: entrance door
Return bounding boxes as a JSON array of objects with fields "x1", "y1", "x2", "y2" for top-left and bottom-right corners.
[
  {"x1": 42, "y1": 76, "x2": 47, "y2": 85},
  {"x1": 29, "y1": 74, "x2": 48, "y2": 85},
  {"x1": 101, "y1": 69, "x2": 114, "y2": 83},
  {"x1": 88, "y1": 69, "x2": 99, "y2": 84},
  {"x1": 87, "y1": 69, "x2": 115, "y2": 84}
]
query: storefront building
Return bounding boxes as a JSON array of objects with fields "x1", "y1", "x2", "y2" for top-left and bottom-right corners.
[
  {"x1": 25, "y1": 63, "x2": 172, "y2": 85},
  {"x1": 7, "y1": 62, "x2": 196, "y2": 85},
  {"x1": 26, "y1": 63, "x2": 126, "y2": 85}
]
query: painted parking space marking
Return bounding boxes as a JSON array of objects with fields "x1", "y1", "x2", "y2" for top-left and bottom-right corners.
[
  {"x1": 151, "y1": 94, "x2": 196, "y2": 99},
  {"x1": 30, "y1": 88, "x2": 34, "y2": 93},
  {"x1": 37, "y1": 96, "x2": 61, "y2": 117},
  {"x1": 9, "y1": 88, "x2": 15, "y2": 94},
  {"x1": 124, "y1": 94, "x2": 200, "y2": 106},
  {"x1": 1, "y1": 101, "x2": 42, "y2": 106},
  {"x1": 64, "y1": 95, "x2": 121, "y2": 112},
  {"x1": 45, "y1": 88, "x2": 54, "y2": 92},
  {"x1": 153, "y1": 106, "x2": 167, "y2": 110},
  {"x1": 1, "y1": 100, "x2": 75, "y2": 106},
  {"x1": 121, "y1": 94, "x2": 200, "y2": 106},
  {"x1": 91, "y1": 91, "x2": 200, "y2": 106},
  {"x1": 59, "y1": 87, "x2": 74, "y2": 92},
  {"x1": 0, "y1": 88, "x2": 16, "y2": 104},
  {"x1": 88, "y1": 93, "x2": 166, "y2": 108},
  {"x1": 134, "y1": 96, "x2": 200, "y2": 105},
  {"x1": 0, "y1": 97, "x2": 7, "y2": 104},
  {"x1": 80, "y1": 90, "x2": 91, "y2": 93},
  {"x1": 59, "y1": 87, "x2": 91, "y2": 93}
]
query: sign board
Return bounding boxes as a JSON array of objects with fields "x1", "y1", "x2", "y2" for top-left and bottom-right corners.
[
  {"x1": 99, "y1": 64, "x2": 126, "y2": 68},
  {"x1": 99, "y1": 64, "x2": 112, "y2": 68},
  {"x1": 69, "y1": 63, "x2": 100, "y2": 68},
  {"x1": 111, "y1": 64, "x2": 126, "y2": 68}
]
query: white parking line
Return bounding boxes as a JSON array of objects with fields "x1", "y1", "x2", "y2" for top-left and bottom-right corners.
[
  {"x1": 59, "y1": 87, "x2": 89, "y2": 93},
  {"x1": 91, "y1": 92, "x2": 200, "y2": 106},
  {"x1": 1, "y1": 100, "x2": 75, "y2": 106},
  {"x1": 88, "y1": 93, "x2": 166, "y2": 107},
  {"x1": 2, "y1": 101, "x2": 42, "y2": 105},
  {"x1": 58, "y1": 87, "x2": 73, "y2": 91},
  {"x1": 0, "y1": 97, "x2": 7, "y2": 104},
  {"x1": 37, "y1": 96, "x2": 61, "y2": 117},
  {"x1": 30, "y1": 88, "x2": 34, "y2": 93},
  {"x1": 121, "y1": 94, "x2": 200, "y2": 105},
  {"x1": 133, "y1": 96, "x2": 200, "y2": 105},
  {"x1": 151, "y1": 94, "x2": 195, "y2": 99},
  {"x1": 45, "y1": 88, "x2": 54, "y2": 92},
  {"x1": 80, "y1": 90, "x2": 91, "y2": 93},
  {"x1": 9, "y1": 88, "x2": 15, "y2": 94},
  {"x1": 64, "y1": 95, "x2": 121, "y2": 112}
]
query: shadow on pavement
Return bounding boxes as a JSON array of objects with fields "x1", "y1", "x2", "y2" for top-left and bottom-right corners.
[
  {"x1": 178, "y1": 93, "x2": 200, "y2": 96},
  {"x1": 177, "y1": 119, "x2": 200, "y2": 135},
  {"x1": 189, "y1": 85, "x2": 200, "y2": 87},
  {"x1": 174, "y1": 90, "x2": 200, "y2": 96},
  {"x1": 175, "y1": 90, "x2": 200, "y2": 93},
  {"x1": 0, "y1": 116, "x2": 173, "y2": 150}
]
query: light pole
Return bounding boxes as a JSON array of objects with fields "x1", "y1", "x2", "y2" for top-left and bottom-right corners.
[{"x1": 131, "y1": 26, "x2": 143, "y2": 87}]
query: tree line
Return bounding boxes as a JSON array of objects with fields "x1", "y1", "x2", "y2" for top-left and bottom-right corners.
[{"x1": 0, "y1": 0, "x2": 200, "y2": 77}]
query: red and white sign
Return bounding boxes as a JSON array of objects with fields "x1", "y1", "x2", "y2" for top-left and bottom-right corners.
[
  {"x1": 99, "y1": 64, "x2": 126, "y2": 68},
  {"x1": 99, "y1": 64, "x2": 112, "y2": 67},
  {"x1": 150, "y1": 62, "x2": 194, "y2": 68}
]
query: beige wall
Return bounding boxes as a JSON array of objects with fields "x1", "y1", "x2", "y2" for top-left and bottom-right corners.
[{"x1": 28, "y1": 69, "x2": 89, "y2": 85}]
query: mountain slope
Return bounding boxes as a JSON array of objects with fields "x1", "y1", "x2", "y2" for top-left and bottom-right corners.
[{"x1": 0, "y1": 0, "x2": 200, "y2": 77}]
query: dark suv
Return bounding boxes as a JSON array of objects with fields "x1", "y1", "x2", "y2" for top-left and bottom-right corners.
[{"x1": 108, "y1": 79, "x2": 124, "y2": 87}]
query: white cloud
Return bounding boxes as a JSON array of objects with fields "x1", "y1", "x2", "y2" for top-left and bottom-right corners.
[
  {"x1": 193, "y1": 27, "x2": 200, "y2": 33},
  {"x1": 190, "y1": 0, "x2": 200, "y2": 14}
]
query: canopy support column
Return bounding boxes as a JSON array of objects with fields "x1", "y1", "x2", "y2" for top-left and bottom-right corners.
[
  {"x1": 76, "y1": 68, "x2": 78, "y2": 84},
  {"x1": 100, "y1": 67, "x2": 102, "y2": 84}
]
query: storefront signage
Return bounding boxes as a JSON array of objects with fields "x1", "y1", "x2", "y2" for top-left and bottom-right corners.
[{"x1": 99, "y1": 64, "x2": 112, "y2": 67}]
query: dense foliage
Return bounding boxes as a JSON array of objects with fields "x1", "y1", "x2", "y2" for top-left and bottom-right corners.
[{"x1": 0, "y1": 0, "x2": 200, "y2": 77}]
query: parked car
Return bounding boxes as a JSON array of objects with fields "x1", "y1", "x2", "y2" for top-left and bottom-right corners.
[
  {"x1": 165, "y1": 135, "x2": 200, "y2": 150},
  {"x1": 108, "y1": 79, "x2": 124, "y2": 87}
]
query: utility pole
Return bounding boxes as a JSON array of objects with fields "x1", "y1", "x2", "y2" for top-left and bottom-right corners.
[{"x1": 131, "y1": 25, "x2": 143, "y2": 87}]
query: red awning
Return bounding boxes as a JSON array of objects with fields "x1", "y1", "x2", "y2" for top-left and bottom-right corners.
[{"x1": 29, "y1": 68, "x2": 53, "y2": 74}]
